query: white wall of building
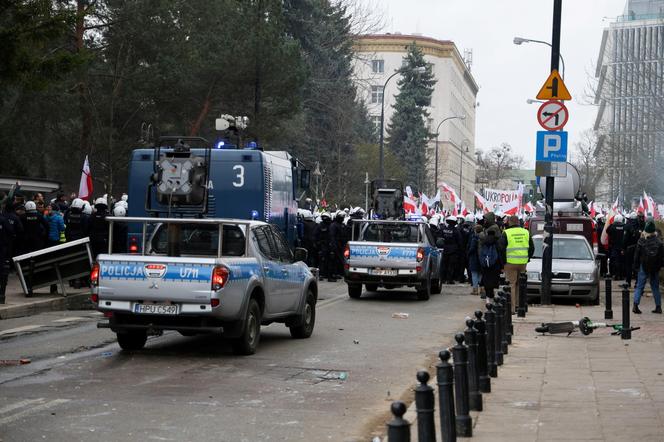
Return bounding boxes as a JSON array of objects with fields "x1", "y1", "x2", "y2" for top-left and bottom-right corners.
[{"x1": 352, "y1": 35, "x2": 478, "y2": 206}]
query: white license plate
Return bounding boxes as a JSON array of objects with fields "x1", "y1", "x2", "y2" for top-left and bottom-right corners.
[
  {"x1": 370, "y1": 268, "x2": 397, "y2": 276},
  {"x1": 133, "y1": 303, "x2": 179, "y2": 315},
  {"x1": 566, "y1": 223, "x2": 584, "y2": 232}
]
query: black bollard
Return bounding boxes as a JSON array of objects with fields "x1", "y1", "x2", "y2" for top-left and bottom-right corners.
[
  {"x1": 387, "y1": 401, "x2": 411, "y2": 442},
  {"x1": 415, "y1": 370, "x2": 436, "y2": 442},
  {"x1": 621, "y1": 284, "x2": 631, "y2": 340},
  {"x1": 464, "y1": 319, "x2": 483, "y2": 412},
  {"x1": 517, "y1": 272, "x2": 528, "y2": 318},
  {"x1": 436, "y1": 350, "x2": 456, "y2": 442},
  {"x1": 496, "y1": 296, "x2": 508, "y2": 356},
  {"x1": 452, "y1": 333, "x2": 472, "y2": 437},
  {"x1": 605, "y1": 275, "x2": 613, "y2": 320},
  {"x1": 485, "y1": 303, "x2": 498, "y2": 377},
  {"x1": 474, "y1": 310, "x2": 491, "y2": 393},
  {"x1": 502, "y1": 291, "x2": 513, "y2": 344},
  {"x1": 492, "y1": 298, "x2": 504, "y2": 366}
]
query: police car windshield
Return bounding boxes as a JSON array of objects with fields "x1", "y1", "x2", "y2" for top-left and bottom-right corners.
[
  {"x1": 361, "y1": 223, "x2": 419, "y2": 243},
  {"x1": 532, "y1": 237, "x2": 593, "y2": 260},
  {"x1": 151, "y1": 224, "x2": 246, "y2": 256}
]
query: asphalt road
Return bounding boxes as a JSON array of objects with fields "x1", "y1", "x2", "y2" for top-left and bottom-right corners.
[{"x1": 0, "y1": 281, "x2": 480, "y2": 441}]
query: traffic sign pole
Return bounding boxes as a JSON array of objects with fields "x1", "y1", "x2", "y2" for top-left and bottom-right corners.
[{"x1": 541, "y1": 0, "x2": 563, "y2": 306}]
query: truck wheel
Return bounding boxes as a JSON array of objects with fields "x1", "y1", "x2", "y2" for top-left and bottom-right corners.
[
  {"x1": 416, "y1": 274, "x2": 431, "y2": 301},
  {"x1": 117, "y1": 331, "x2": 147, "y2": 351},
  {"x1": 289, "y1": 290, "x2": 316, "y2": 339},
  {"x1": 232, "y1": 299, "x2": 261, "y2": 355},
  {"x1": 348, "y1": 284, "x2": 362, "y2": 299},
  {"x1": 365, "y1": 284, "x2": 378, "y2": 292}
]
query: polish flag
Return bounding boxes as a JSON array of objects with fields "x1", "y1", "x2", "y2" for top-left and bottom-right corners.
[
  {"x1": 405, "y1": 186, "x2": 414, "y2": 199},
  {"x1": 473, "y1": 191, "x2": 490, "y2": 213},
  {"x1": 523, "y1": 201, "x2": 535, "y2": 213},
  {"x1": 420, "y1": 193, "x2": 430, "y2": 215},
  {"x1": 440, "y1": 182, "x2": 458, "y2": 204},
  {"x1": 78, "y1": 155, "x2": 93, "y2": 200},
  {"x1": 638, "y1": 197, "x2": 645, "y2": 214},
  {"x1": 611, "y1": 196, "x2": 620, "y2": 212},
  {"x1": 403, "y1": 195, "x2": 417, "y2": 214}
]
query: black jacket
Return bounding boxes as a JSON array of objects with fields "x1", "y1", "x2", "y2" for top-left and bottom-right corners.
[{"x1": 633, "y1": 233, "x2": 664, "y2": 274}]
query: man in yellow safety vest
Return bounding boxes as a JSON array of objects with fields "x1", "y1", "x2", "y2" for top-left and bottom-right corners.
[{"x1": 499, "y1": 215, "x2": 534, "y2": 313}]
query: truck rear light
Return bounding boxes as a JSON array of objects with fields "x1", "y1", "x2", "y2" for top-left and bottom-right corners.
[
  {"x1": 90, "y1": 263, "x2": 100, "y2": 287},
  {"x1": 416, "y1": 247, "x2": 425, "y2": 262},
  {"x1": 211, "y1": 266, "x2": 230, "y2": 291},
  {"x1": 129, "y1": 237, "x2": 139, "y2": 253},
  {"x1": 211, "y1": 299, "x2": 220, "y2": 308},
  {"x1": 343, "y1": 244, "x2": 350, "y2": 260},
  {"x1": 90, "y1": 293, "x2": 99, "y2": 303},
  {"x1": 103, "y1": 311, "x2": 113, "y2": 318}
]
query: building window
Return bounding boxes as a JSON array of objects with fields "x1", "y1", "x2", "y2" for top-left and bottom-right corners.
[
  {"x1": 371, "y1": 59, "x2": 384, "y2": 74},
  {"x1": 370, "y1": 85, "x2": 383, "y2": 104},
  {"x1": 371, "y1": 115, "x2": 381, "y2": 133}
]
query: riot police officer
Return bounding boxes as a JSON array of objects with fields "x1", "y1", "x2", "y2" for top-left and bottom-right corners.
[
  {"x1": 64, "y1": 198, "x2": 90, "y2": 242},
  {"x1": 314, "y1": 212, "x2": 333, "y2": 281},
  {"x1": 440, "y1": 215, "x2": 463, "y2": 284},
  {"x1": 89, "y1": 197, "x2": 110, "y2": 258}
]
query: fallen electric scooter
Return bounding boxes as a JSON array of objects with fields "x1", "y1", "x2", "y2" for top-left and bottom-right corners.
[{"x1": 535, "y1": 317, "x2": 640, "y2": 336}]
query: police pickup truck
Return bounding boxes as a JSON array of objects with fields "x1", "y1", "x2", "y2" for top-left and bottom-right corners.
[
  {"x1": 92, "y1": 217, "x2": 317, "y2": 355},
  {"x1": 343, "y1": 220, "x2": 441, "y2": 300}
]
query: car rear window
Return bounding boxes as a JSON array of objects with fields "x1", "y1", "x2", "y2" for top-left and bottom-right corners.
[
  {"x1": 360, "y1": 223, "x2": 420, "y2": 243},
  {"x1": 151, "y1": 224, "x2": 246, "y2": 256},
  {"x1": 532, "y1": 237, "x2": 593, "y2": 260}
]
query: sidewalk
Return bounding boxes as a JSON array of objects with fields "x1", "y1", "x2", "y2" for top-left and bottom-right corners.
[
  {"x1": 397, "y1": 286, "x2": 664, "y2": 442},
  {"x1": 0, "y1": 274, "x2": 91, "y2": 320}
]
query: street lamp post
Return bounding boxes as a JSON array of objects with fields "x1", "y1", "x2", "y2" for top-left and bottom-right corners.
[
  {"x1": 459, "y1": 140, "x2": 470, "y2": 202},
  {"x1": 513, "y1": 36, "x2": 566, "y2": 79},
  {"x1": 378, "y1": 66, "x2": 426, "y2": 179},
  {"x1": 364, "y1": 172, "x2": 370, "y2": 213},
  {"x1": 434, "y1": 115, "x2": 466, "y2": 193}
]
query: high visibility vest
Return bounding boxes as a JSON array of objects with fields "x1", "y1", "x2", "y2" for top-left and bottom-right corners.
[{"x1": 505, "y1": 227, "x2": 530, "y2": 265}]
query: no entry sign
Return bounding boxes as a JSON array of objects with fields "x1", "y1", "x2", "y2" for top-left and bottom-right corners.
[{"x1": 537, "y1": 100, "x2": 569, "y2": 131}]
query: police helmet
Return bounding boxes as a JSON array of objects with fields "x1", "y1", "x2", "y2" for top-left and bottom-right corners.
[
  {"x1": 83, "y1": 202, "x2": 92, "y2": 215},
  {"x1": 25, "y1": 201, "x2": 37, "y2": 211},
  {"x1": 121, "y1": 193, "x2": 128, "y2": 202},
  {"x1": 71, "y1": 198, "x2": 85, "y2": 209},
  {"x1": 112, "y1": 205, "x2": 127, "y2": 217},
  {"x1": 628, "y1": 212, "x2": 638, "y2": 220},
  {"x1": 94, "y1": 197, "x2": 107, "y2": 206},
  {"x1": 446, "y1": 215, "x2": 457, "y2": 223},
  {"x1": 614, "y1": 214, "x2": 624, "y2": 223},
  {"x1": 320, "y1": 212, "x2": 331, "y2": 221},
  {"x1": 465, "y1": 214, "x2": 475, "y2": 223}
]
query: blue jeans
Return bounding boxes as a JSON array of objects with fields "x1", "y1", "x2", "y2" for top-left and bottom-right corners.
[
  {"x1": 633, "y1": 265, "x2": 662, "y2": 306},
  {"x1": 471, "y1": 270, "x2": 482, "y2": 288}
]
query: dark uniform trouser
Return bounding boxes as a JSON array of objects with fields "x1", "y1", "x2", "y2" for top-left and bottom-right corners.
[
  {"x1": 610, "y1": 248, "x2": 624, "y2": 279},
  {"x1": 0, "y1": 250, "x2": 8, "y2": 303},
  {"x1": 442, "y1": 253, "x2": 458, "y2": 283}
]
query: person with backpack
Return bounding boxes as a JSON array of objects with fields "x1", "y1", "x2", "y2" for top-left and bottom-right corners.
[
  {"x1": 477, "y1": 212, "x2": 502, "y2": 299},
  {"x1": 499, "y1": 215, "x2": 535, "y2": 313},
  {"x1": 632, "y1": 221, "x2": 664, "y2": 314}
]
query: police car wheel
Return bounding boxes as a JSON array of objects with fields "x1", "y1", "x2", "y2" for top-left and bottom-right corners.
[
  {"x1": 232, "y1": 299, "x2": 261, "y2": 355},
  {"x1": 289, "y1": 290, "x2": 316, "y2": 339},
  {"x1": 431, "y1": 278, "x2": 441, "y2": 295},
  {"x1": 348, "y1": 284, "x2": 362, "y2": 299},
  {"x1": 416, "y1": 274, "x2": 431, "y2": 301},
  {"x1": 117, "y1": 331, "x2": 147, "y2": 351}
]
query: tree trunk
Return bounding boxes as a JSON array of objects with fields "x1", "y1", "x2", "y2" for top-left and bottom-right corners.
[{"x1": 76, "y1": 1, "x2": 92, "y2": 161}]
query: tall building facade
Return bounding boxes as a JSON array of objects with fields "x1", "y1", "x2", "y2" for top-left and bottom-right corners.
[
  {"x1": 594, "y1": 0, "x2": 664, "y2": 202},
  {"x1": 352, "y1": 34, "x2": 479, "y2": 205}
]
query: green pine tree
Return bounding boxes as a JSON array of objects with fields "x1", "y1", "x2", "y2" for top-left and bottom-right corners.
[{"x1": 386, "y1": 42, "x2": 436, "y2": 193}]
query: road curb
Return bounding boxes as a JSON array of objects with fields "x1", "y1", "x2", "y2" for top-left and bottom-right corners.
[{"x1": 0, "y1": 292, "x2": 93, "y2": 320}]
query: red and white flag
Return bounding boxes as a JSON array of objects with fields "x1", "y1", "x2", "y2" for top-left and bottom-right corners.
[
  {"x1": 403, "y1": 195, "x2": 417, "y2": 214},
  {"x1": 473, "y1": 191, "x2": 489, "y2": 213},
  {"x1": 78, "y1": 155, "x2": 93, "y2": 200},
  {"x1": 440, "y1": 182, "x2": 458, "y2": 204},
  {"x1": 589, "y1": 200, "x2": 596, "y2": 218}
]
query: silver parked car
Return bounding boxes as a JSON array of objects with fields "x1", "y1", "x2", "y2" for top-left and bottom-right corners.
[{"x1": 526, "y1": 234, "x2": 600, "y2": 304}]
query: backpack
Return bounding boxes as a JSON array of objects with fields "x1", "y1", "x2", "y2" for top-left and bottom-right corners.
[
  {"x1": 479, "y1": 243, "x2": 498, "y2": 269},
  {"x1": 642, "y1": 237, "x2": 662, "y2": 274}
]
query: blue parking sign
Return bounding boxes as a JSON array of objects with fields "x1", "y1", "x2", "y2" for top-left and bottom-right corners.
[{"x1": 536, "y1": 131, "x2": 568, "y2": 162}]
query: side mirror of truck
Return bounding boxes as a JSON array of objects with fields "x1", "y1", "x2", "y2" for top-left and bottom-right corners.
[{"x1": 294, "y1": 247, "x2": 308, "y2": 263}]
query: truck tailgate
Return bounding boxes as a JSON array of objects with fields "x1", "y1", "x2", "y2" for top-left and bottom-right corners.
[
  {"x1": 96, "y1": 254, "x2": 216, "y2": 304},
  {"x1": 347, "y1": 242, "x2": 419, "y2": 270}
]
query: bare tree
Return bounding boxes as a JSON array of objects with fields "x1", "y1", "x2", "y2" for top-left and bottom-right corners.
[
  {"x1": 571, "y1": 129, "x2": 604, "y2": 201},
  {"x1": 475, "y1": 143, "x2": 524, "y2": 189}
]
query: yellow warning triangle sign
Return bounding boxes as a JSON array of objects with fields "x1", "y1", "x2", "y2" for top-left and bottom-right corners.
[{"x1": 536, "y1": 69, "x2": 571, "y2": 100}]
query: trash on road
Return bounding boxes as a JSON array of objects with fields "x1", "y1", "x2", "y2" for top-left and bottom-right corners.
[
  {"x1": 0, "y1": 358, "x2": 31, "y2": 366},
  {"x1": 392, "y1": 312, "x2": 410, "y2": 319},
  {"x1": 101, "y1": 351, "x2": 114, "y2": 357},
  {"x1": 353, "y1": 339, "x2": 360, "y2": 344}
]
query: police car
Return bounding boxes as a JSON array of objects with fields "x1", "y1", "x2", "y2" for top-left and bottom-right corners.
[{"x1": 93, "y1": 217, "x2": 317, "y2": 355}]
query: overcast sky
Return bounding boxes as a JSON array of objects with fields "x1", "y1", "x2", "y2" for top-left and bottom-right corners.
[{"x1": 364, "y1": 0, "x2": 626, "y2": 167}]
